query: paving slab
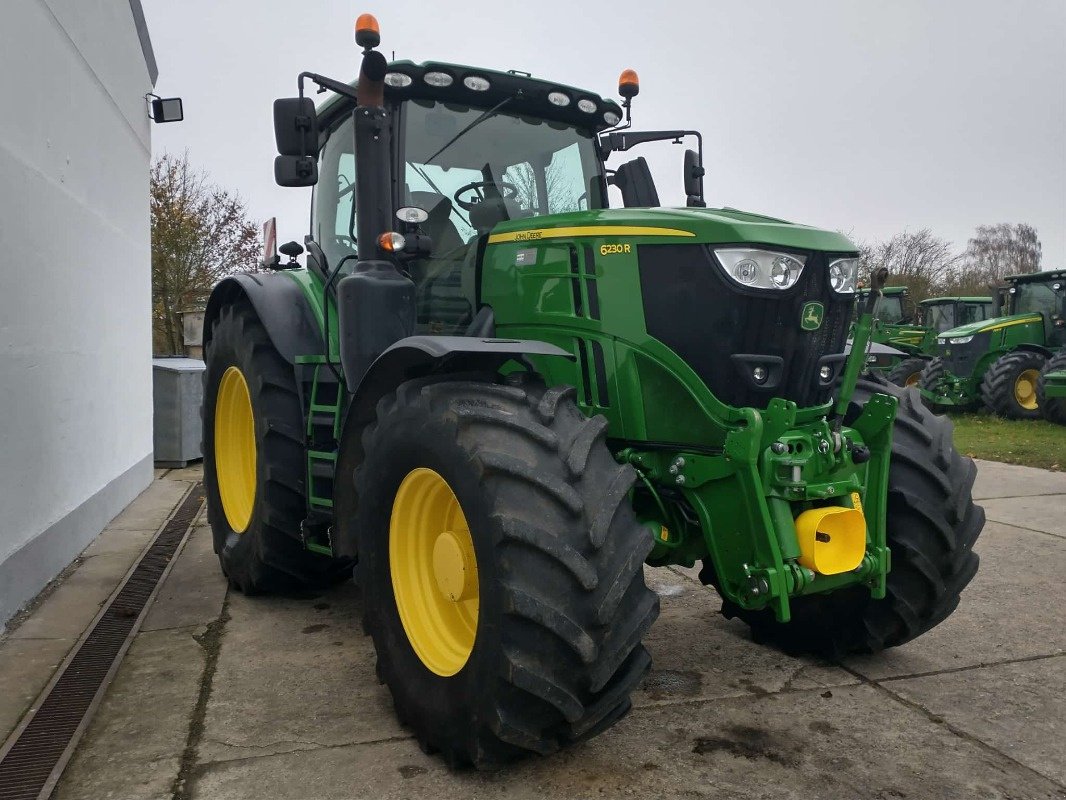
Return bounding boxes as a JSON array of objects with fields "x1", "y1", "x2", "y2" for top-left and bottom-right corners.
[
  {"x1": 972, "y1": 459, "x2": 1066, "y2": 500},
  {"x1": 0, "y1": 636, "x2": 74, "y2": 741},
  {"x1": 167, "y1": 462, "x2": 205, "y2": 483},
  {"x1": 639, "y1": 567, "x2": 857, "y2": 707},
  {"x1": 188, "y1": 683, "x2": 1065, "y2": 800},
  {"x1": 846, "y1": 520, "x2": 1066, "y2": 679},
  {"x1": 106, "y1": 476, "x2": 194, "y2": 531},
  {"x1": 142, "y1": 523, "x2": 228, "y2": 632},
  {"x1": 980, "y1": 495, "x2": 1066, "y2": 539},
  {"x1": 53, "y1": 626, "x2": 208, "y2": 800},
  {"x1": 198, "y1": 581, "x2": 404, "y2": 765},
  {"x1": 885, "y1": 655, "x2": 1066, "y2": 787},
  {"x1": 6, "y1": 550, "x2": 155, "y2": 641}
]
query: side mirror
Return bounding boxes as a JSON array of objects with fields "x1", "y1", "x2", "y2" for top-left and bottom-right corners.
[
  {"x1": 274, "y1": 156, "x2": 318, "y2": 188},
  {"x1": 684, "y1": 149, "x2": 705, "y2": 207},
  {"x1": 273, "y1": 97, "x2": 319, "y2": 187},
  {"x1": 273, "y1": 97, "x2": 318, "y2": 155}
]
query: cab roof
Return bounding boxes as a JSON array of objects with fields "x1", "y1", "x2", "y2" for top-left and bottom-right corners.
[
  {"x1": 1005, "y1": 268, "x2": 1066, "y2": 284},
  {"x1": 315, "y1": 60, "x2": 623, "y2": 133},
  {"x1": 858, "y1": 286, "x2": 908, "y2": 296},
  {"x1": 919, "y1": 296, "x2": 992, "y2": 305}
]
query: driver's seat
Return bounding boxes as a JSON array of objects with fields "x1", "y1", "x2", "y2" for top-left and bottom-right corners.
[
  {"x1": 469, "y1": 197, "x2": 529, "y2": 234},
  {"x1": 409, "y1": 191, "x2": 464, "y2": 255}
]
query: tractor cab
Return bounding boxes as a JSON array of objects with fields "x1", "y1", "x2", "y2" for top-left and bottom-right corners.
[
  {"x1": 1005, "y1": 270, "x2": 1066, "y2": 345},
  {"x1": 920, "y1": 296, "x2": 993, "y2": 334},
  {"x1": 858, "y1": 286, "x2": 912, "y2": 325},
  {"x1": 309, "y1": 63, "x2": 624, "y2": 336}
]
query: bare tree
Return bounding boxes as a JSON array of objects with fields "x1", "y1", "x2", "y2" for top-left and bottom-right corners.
[
  {"x1": 958, "y1": 223, "x2": 1042, "y2": 287},
  {"x1": 506, "y1": 159, "x2": 579, "y2": 215},
  {"x1": 151, "y1": 152, "x2": 260, "y2": 354},
  {"x1": 858, "y1": 229, "x2": 960, "y2": 303}
]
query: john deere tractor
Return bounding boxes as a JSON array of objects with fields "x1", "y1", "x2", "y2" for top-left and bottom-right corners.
[
  {"x1": 919, "y1": 269, "x2": 1066, "y2": 418},
  {"x1": 202, "y1": 15, "x2": 984, "y2": 768},
  {"x1": 855, "y1": 287, "x2": 992, "y2": 387}
]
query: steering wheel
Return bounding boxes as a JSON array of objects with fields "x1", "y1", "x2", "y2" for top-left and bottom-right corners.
[{"x1": 453, "y1": 180, "x2": 519, "y2": 211}]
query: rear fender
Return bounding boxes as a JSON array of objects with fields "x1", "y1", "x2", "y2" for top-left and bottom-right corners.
[{"x1": 203, "y1": 273, "x2": 324, "y2": 362}]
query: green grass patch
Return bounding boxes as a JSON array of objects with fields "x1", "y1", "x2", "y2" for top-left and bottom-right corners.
[{"x1": 949, "y1": 413, "x2": 1065, "y2": 471}]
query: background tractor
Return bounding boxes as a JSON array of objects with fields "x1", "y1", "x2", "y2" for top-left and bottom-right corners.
[
  {"x1": 855, "y1": 287, "x2": 992, "y2": 387},
  {"x1": 918, "y1": 269, "x2": 1066, "y2": 418},
  {"x1": 201, "y1": 15, "x2": 984, "y2": 769}
]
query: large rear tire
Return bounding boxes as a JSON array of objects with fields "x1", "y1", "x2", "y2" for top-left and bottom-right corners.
[
  {"x1": 1037, "y1": 350, "x2": 1066, "y2": 425},
  {"x1": 352, "y1": 375, "x2": 659, "y2": 768},
  {"x1": 980, "y1": 350, "x2": 1046, "y2": 420},
  {"x1": 702, "y1": 380, "x2": 984, "y2": 658},
  {"x1": 203, "y1": 301, "x2": 341, "y2": 593},
  {"x1": 887, "y1": 356, "x2": 928, "y2": 388}
]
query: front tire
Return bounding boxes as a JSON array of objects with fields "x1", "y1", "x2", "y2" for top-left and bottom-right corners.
[
  {"x1": 980, "y1": 350, "x2": 1046, "y2": 419},
  {"x1": 1037, "y1": 350, "x2": 1066, "y2": 425},
  {"x1": 703, "y1": 380, "x2": 984, "y2": 658},
  {"x1": 203, "y1": 301, "x2": 340, "y2": 593},
  {"x1": 353, "y1": 376, "x2": 659, "y2": 768},
  {"x1": 887, "y1": 356, "x2": 928, "y2": 388}
]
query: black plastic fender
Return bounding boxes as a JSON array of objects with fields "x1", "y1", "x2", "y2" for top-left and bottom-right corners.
[
  {"x1": 331, "y1": 335, "x2": 573, "y2": 558},
  {"x1": 203, "y1": 273, "x2": 324, "y2": 362}
]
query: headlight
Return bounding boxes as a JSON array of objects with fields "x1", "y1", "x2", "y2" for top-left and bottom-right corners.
[
  {"x1": 937, "y1": 337, "x2": 947, "y2": 345},
  {"x1": 828, "y1": 257, "x2": 859, "y2": 293},
  {"x1": 713, "y1": 248, "x2": 807, "y2": 291},
  {"x1": 949, "y1": 335, "x2": 974, "y2": 344}
]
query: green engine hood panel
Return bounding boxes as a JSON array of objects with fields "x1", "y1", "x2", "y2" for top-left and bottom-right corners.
[
  {"x1": 488, "y1": 207, "x2": 859, "y2": 252},
  {"x1": 938, "y1": 313, "x2": 1043, "y2": 339}
]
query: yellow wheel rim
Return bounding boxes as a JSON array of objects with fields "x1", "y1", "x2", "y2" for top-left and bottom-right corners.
[
  {"x1": 389, "y1": 468, "x2": 479, "y2": 676},
  {"x1": 214, "y1": 366, "x2": 257, "y2": 533},
  {"x1": 905, "y1": 372, "x2": 921, "y2": 387},
  {"x1": 1014, "y1": 369, "x2": 1040, "y2": 410}
]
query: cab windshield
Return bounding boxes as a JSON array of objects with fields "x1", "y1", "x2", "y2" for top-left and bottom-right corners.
[
  {"x1": 876, "y1": 295, "x2": 906, "y2": 325},
  {"x1": 402, "y1": 99, "x2": 606, "y2": 246},
  {"x1": 925, "y1": 303, "x2": 954, "y2": 333},
  {"x1": 1012, "y1": 281, "x2": 1063, "y2": 338},
  {"x1": 399, "y1": 99, "x2": 606, "y2": 334}
]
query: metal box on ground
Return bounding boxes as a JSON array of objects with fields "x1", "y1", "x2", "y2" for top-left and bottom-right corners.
[{"x1": 152, "y1": 357, "x2": 205, "y2": 468}]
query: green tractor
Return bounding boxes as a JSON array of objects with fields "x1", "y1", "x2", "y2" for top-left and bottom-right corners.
[
  {"x1": 201, "y1": 16, "x2": 984, "y2": 768},
  {"x1": 855, "y1": 287, "x2": 993, "y2": 387},
  {"x1": 918, "y1": 269, "x2": 1066, "y2": 418},
  {"x1": 1037, "y1": 350, "x2": 1066, "y2": 424}
]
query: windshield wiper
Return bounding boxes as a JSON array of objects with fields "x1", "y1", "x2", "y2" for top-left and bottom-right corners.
[{"x1": 424, "y1": 97, "x2": 513, "y2": 165}]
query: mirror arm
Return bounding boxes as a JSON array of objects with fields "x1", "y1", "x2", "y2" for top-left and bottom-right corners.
[
  {"x1": 598, "y1": 129, "x2": 706, "y2": 205},
  {"x1": 297, "y1": 71, "x2": 359, "y2": 103}
]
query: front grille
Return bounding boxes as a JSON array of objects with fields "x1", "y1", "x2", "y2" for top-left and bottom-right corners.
[
  {"x1": 637, "y1": 244, "x2": 853, "y2": 409},
  {"x1": 939, "y1": 333, "x2": 989, "y2": 379}
]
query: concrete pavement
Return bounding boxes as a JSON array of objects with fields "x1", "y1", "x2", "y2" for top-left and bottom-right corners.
[{"x1": 1, "y1": 459, "x2": 1063, "y2": 799}]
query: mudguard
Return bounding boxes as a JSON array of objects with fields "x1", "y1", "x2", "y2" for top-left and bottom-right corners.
[
  {"x1": 331, "y1": 335, "x2": 573, "y2": 558},
  {"x1": 203, "y1": 273, "x2": 323, "y2": 362}
]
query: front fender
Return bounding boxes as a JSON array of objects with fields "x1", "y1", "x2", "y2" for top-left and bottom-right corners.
[{"x1": 331, "y1": 335, "x2": 572, "y2": 558}]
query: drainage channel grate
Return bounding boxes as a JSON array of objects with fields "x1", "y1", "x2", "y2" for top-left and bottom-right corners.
[{"x1": 0, "y1": 483, "x2": 205, "y2": 800}]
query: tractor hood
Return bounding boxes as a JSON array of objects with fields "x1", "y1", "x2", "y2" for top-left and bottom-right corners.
[
  {"x1": 937, "y1": 313, "x2": 1043, "y2": 340},
  {"x1": 488, "y1": 207, "x2": 858, "y2": 253}
]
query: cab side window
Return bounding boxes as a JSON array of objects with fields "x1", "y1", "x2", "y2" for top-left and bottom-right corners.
[{"x1": 312, "y1": 117, "x2": 358, "y2": 271}]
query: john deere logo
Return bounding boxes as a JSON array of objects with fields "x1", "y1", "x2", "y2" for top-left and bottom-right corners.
[{"x1": 801, "y1": 301, "x2": 824, "y2": 331}]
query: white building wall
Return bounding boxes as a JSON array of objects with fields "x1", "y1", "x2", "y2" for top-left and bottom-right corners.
[{"x1": 0, "y1": 0, "x2": 157, "y2": 627}]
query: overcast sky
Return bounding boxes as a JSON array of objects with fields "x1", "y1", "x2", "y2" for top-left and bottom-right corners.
[{"x1": 142, "y1": 0, "x2": 1065, "y2": 267}]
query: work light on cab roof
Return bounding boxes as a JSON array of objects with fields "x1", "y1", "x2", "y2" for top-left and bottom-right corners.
[{"x1": 201, "y1": 7, "x2": 986, "y2": 772}]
